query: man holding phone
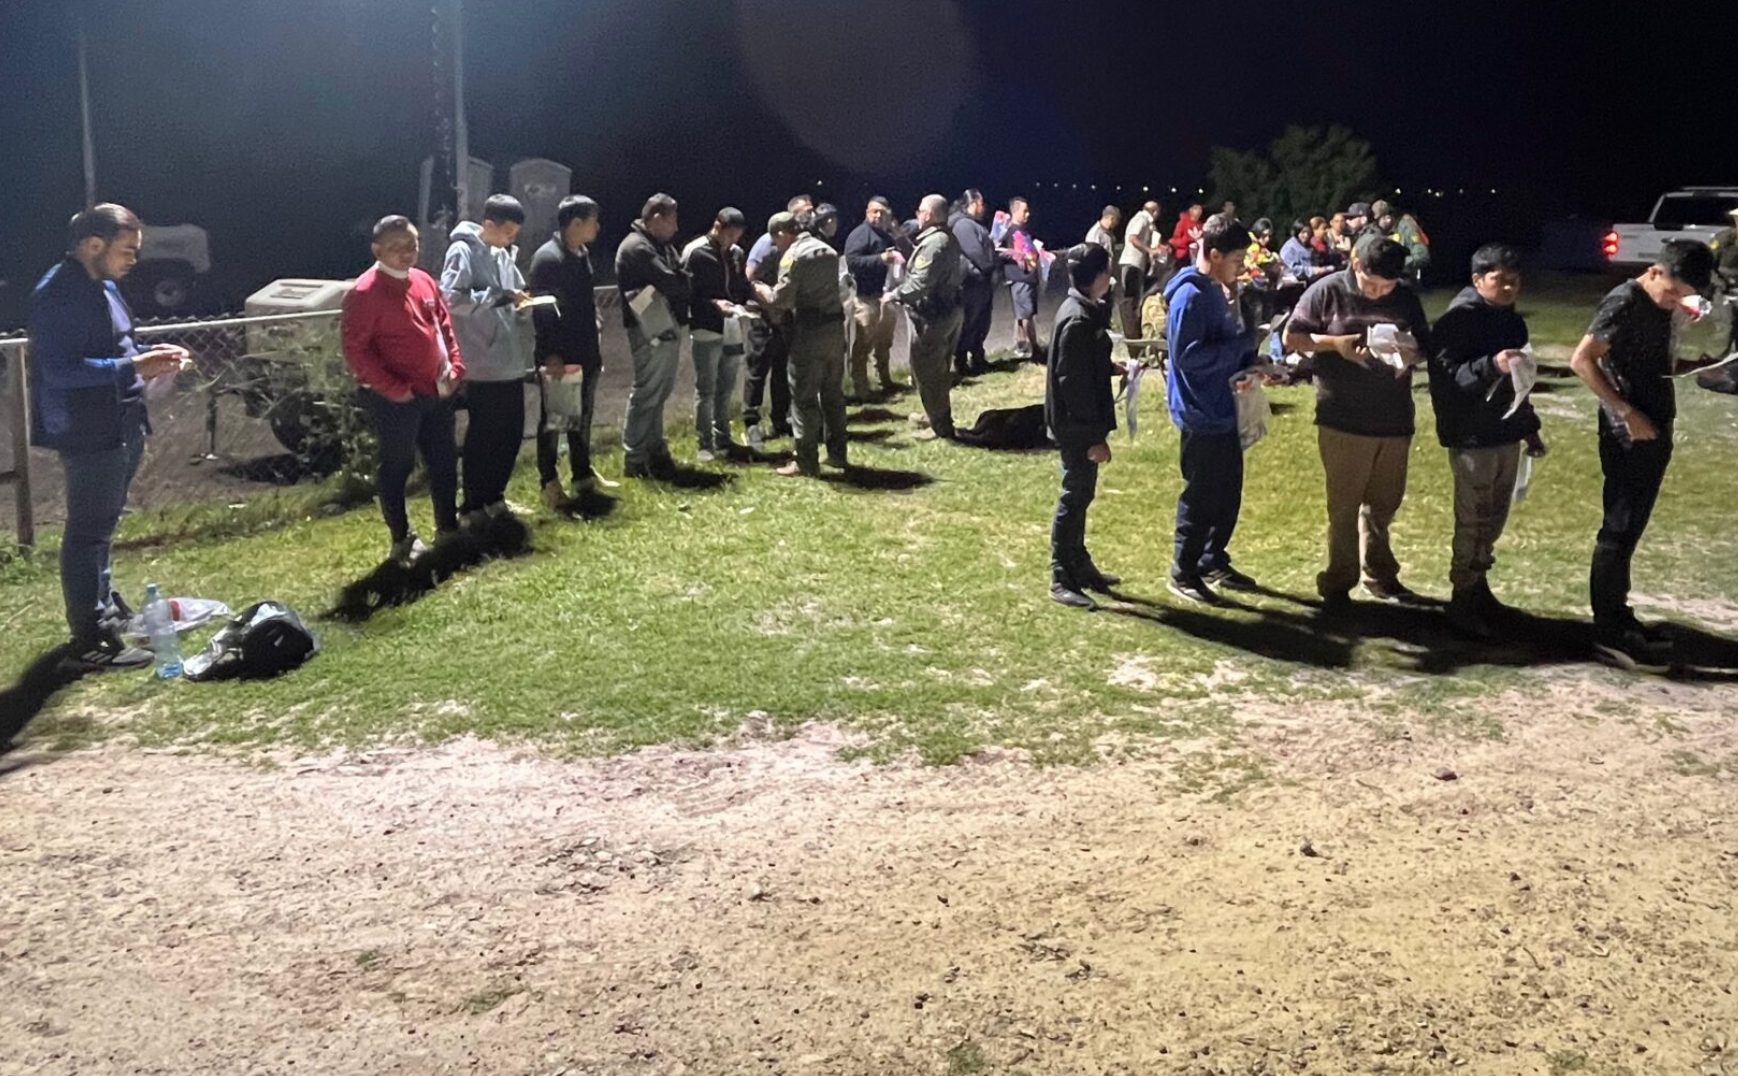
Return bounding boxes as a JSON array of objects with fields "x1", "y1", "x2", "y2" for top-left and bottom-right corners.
[
  {"x1": 29, "y1": 204, "x2": 187, "y2": 671},
  {"x1": 1284, "y1": 234, "x2": 1432, "y2": 611}
]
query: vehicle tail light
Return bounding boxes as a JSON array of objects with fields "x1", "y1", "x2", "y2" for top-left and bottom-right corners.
[{"x1": 1602, "y1": 230, "x2": 1620, "y2": 259}]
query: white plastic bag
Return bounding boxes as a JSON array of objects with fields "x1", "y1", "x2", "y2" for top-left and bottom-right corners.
[
  {"x1": 1231, "y1": 371, "x2": 1271, "y2": 450},
  {"x1": 540, "y1": 368, "x2": 587, "y2": 432},
  {"x1": 124, "y1": 597, "x2": 233, "y2": 639}
]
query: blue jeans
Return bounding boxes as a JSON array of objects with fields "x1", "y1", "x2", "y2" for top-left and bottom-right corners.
[
  {"x1": 691, "y1": 333, "x2": 742, "y2": 452},
  {"x1": 59, "y1": 408, "x2": 147, "y2": 641},
  {"x1": 622, "y1": 327, "x2": 684, "y2": 465}
]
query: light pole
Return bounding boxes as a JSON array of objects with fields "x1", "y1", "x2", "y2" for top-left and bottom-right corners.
[{"x1": 76, "y1": 3, "x2": 96, "y2": 207}]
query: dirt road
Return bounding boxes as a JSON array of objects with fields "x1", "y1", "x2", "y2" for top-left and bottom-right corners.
[{"x1": 4, "y1": 675, "x2": 1736, "y2": 1076}]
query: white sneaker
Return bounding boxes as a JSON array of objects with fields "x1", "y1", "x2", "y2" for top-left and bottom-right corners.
[
  {"x1": 696, "y1": 449, "x2": 717, "y2": 464},
  {"x1": 389, "y1": 534, "x2": 430, "y2": 563},
  {"x1": 580, "y1": 469, "x2": 620, "y2": 491}
]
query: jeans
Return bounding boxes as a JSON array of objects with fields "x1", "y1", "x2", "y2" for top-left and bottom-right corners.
[
  {"x1": 743, "y1": 316, "x2": 792, "y2": 434},
  {"x1": 536, "y1": 365, "x2": 598, "y2": 485},
  {"x1": 1448, "y1": 443, "x2": 1521, "y2": 591},
  {"x1": 461, "y1": 379, "x2": 527, "y2": 513},
  {"x1": 788, "y1": 323, "x2": 849, "y2": 472},
  {"x1": 1173, "y1": 429, "x2": 1244, "y2": 579},
  {"x1": 1051, "y1": 440, "x2": 1099, "y2": 584},
  {"x1": 622, "y1": 327, "x2": 684, "y2": 465},
  {"x1": 361, "y1": 389, "x2": 459, "y2": 545},
  {"x1": 1316, "y1": 426, "x2": 1411, "y2": 597},
  {"x1": 58, "y1": 407, "x2": 147, "y2": 641},
  {"x1": 956, "y1": 279, "x2": 995, "y2": 367},
  {"x1": 909, "y1": 305, "x2": 964, "y2": 437},
  {"x1": 1591, "y1": 430, "x2": 1672, "y2": 629},
  {"x1": 691, "y1": 332, "x2": 743, "y2": 452}
]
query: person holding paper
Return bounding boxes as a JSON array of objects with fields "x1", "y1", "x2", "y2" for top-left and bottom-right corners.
[
  {"x1": 1427, "y1": 244, "x2": 1540, "y2": 639},
  {"x1": 754, "y1": 211, "x2": 848, "y2": 477},
  {"x1": 998, "y1": 197, "x2": 1043, "y2": 359},
  {"x1": 528, "y1": 194, "x2": 612, "y2": 508},
  {"x1": 1164, "y1": 215, "x2": 1261, "y2": 606},
  {"x1": 442, "y1": 194, "x2": 534, "y2": 523},
  {"x1": 29, "y1": 204, "x2": 189, "y2": 671},
  {"x1": 841, "y1": 196, "x2": 903, "y2": 398},
  {"x1": 682, "y1": 207, "x2": 753, "y2": 462},
  {"x1": 1283, "y1": 234, "x2": 1432, "y2": 611},
  {"x1": 1568, "y1": 238, "x2": 1717, "y2": 672},
  {"x1": 742, "y1": 196, "x2": 812, "y2": 448},
  {"x1": 896, "y1": 194, "x2": 966, "y2": 439},
  {"x1": 1044, "y1": 244, "x2": 1121, "y2": 610},
  {"x1": 951, "y1": 190, "x2": 999, "y2": 377},
  {"x1": 616, "y1": 193, "x2": 692, "y2": 479},
  {"x1": 342, "y1": 215, "x2": 465, "y2": 565}
]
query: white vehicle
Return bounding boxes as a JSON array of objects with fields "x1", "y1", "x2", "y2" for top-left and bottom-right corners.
[
  {"x1": 124, "y1": 223, "x2": 213, "y2": 316},
  {"x1": 1604, "y1": 187, "x2": 1738, "y2": 268}
]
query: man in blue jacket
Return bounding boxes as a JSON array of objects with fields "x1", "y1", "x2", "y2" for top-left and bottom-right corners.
[
  {"x1": 1164, "y1": 215, "x2": 1260, "y2": 605},
  {"x1": 29, "y1": 204, "x2": 186, "y2": 671}
]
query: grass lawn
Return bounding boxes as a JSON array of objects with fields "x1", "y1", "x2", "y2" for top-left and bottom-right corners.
[{"x1": 5, "y1": 271, "x2": 1735, "y2": 764}]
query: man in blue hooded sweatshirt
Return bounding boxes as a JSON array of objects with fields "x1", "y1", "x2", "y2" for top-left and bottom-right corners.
[
  {"x1": 1164, "y1": 215, "x2": 1260, "y2": 606},
  {"x1": 441, "y1": 194, "x2": 533, "y2": 523}
]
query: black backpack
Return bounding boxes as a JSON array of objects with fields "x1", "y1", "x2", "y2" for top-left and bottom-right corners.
[{"x1": 184, "y1": 601, "x2": 319, "y2": 682}]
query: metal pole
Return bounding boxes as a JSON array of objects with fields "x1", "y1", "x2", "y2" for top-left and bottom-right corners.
[
  {"x1": 4, "y1": 346, "x2": 36, "y2": 548},
  {"x1": 76, "y1": 6, "x2": 97, "y2": 207},
  {"x1": 451, "y1": 0, "x2": 470, "y2": 221}
]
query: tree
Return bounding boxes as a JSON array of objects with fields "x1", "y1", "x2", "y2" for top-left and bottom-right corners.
[{"x1": 1207, "y1": 125, "x2": 1385, "y2": 227}]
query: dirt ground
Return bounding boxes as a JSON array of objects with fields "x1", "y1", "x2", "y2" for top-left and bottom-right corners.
[{"x1": 4, "y1": 672, "x2": 1737, "y2": 1076}]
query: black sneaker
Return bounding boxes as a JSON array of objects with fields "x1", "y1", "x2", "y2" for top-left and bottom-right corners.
[
  {"x1": 1317, "y1": 590, "x2": 1354, "y2": 618},
  {"x1": 1594, "y1": 625, "x2": 1672, "y2": 674},
  {"x1": 1446, "y1": 591, "x2": 1494, "y2": 640},
  {"x1": 62, "y1": 631, "x2": 153, "y2": 674},
  {"x1": 623, "y1": 459, "x2": 654, "y2": 479},
  {"x1": 1167, "y1": 575, "x2": 1222, "y2": 606},
  {"x1": 1082, "y1": 565, "x2": 1122, "y2": 592},
  {"x1": 1050, "y1": 582, "x2": 1098, "y2": 611},
  {"x1": 1364, "y1": 580, "x2": 1429, "y2": 606},
  {"x1": 1205, "y1": 566, "x2": 1259, "y2": 592}
]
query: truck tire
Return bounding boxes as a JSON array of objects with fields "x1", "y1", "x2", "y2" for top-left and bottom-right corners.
[{"x1": 128, "y1": 260, "x2": 197, "y2": 317}]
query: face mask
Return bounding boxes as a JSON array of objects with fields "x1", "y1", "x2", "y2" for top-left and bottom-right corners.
[{"x1": 375, "y1": 261, "x2": 411, "y2": 280}]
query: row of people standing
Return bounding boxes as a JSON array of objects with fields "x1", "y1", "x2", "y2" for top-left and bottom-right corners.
[{"x1": 1047, "y1": 210, "x2": 1721, "y2": 674}]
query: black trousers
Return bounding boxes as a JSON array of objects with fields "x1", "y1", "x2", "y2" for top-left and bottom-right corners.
[
  {"x1": 1591, "y1": 429, "x2": 1672, "y2": 628},
  {"x1": 1174, "y1": 429, "x2": 1245, "y2": 578},
  {"x1": 956, "y1": 279, "x2": 995, "y2": 366},
  {"x1": 1051, "y1": 440, "x2": 1099, "y2": 584},
  {"x1": 744, "y1": 316, "x2": 793, "y2": 434},
  {"x1": 361, "y1": 389, "x2": 458, "y2": 543},
  {"x1": 461, "y1": 379, "x2": 526, "y2": 514},
  {"x1": 536, "y1": 365, "x2": 598, "y2": 484},
  {"x1": 1116, "y1": 265, "x2": 1147, "y2": 356}
]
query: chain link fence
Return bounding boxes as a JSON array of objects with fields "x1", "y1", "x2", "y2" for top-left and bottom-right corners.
[{"x1": 0, "y1": 288, "x2": 636, "y2": 547}]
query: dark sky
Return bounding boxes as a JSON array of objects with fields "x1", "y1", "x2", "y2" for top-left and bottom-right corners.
[{"x1": 1, "y1": 0, "x2": 1732, "y2": 318}]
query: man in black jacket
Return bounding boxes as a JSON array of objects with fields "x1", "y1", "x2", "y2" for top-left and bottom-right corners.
[
  {"x1": 682, "y1": 207, "x2": 752, "y2": 460},
  {"x1": 1427, "y1": 244, "x2": 1539, "y2": 638},
  {"x1": 1044, "y1": 244, "x2": 1122, "y2": 610},
  {"x1": 841, "y1": 196, "x2": 903, "y2": 399},
  {"x1": 952, "y1": 190, "x2": 997, "y2": 376},
  {"x1": 615, "y1": 193, "x2": 691, "y2": 478},
  {"x1": 529, "y1": 194, "x2": 614, "y2": 505}
]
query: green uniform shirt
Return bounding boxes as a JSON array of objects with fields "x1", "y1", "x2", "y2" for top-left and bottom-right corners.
[
  {"x1": 768, "y1": 234, "x2": 845, "y2": 319},
  {"x1": 895, "y1": 225, "x2": 964, "y2": 310},
  {"x1": 1712, "y1": 226, "x2": 1738, "y2": 289}
]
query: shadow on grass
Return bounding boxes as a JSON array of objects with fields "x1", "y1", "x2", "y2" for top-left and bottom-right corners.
[
  {"x1": 554, "y1": 487, "x2": 620, "y2": 521},
  {"x1": 820, "y1": 464, "x2": 935, "y2": 491},
  {"x1": 1104, "y1": 590, "x2": 1358, "y2": 668},
  {"x1": 0, "y1": 645, "x2": 82, "y2": 762},
  {"x1": 634, "y1": 465, "x2": 734, "y2": 491},
  {"x1": 326, "y1": 515, "x2": 532, "y2": 623},
  {"x1": 848, "y1": 406, "x2": 905, "y2": 426},
  {"x1": 847, "y1": 428, "x2": 898, "y2": 444}
]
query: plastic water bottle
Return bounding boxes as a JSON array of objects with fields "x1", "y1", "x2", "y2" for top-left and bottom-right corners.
[{"x1": 141, "y1": 583, "x2": 183, "y2": 680}]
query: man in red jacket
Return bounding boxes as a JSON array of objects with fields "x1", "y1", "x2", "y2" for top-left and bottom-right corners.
[
  {"x1": 1170, "y1": 202, "x2": 1205, "y2": 270},
  {"x1": 342, "y1": 215, "x2": 466, "y2": 562}
]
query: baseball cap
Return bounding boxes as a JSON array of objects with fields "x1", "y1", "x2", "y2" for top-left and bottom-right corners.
[
  {"x1": 1370, "y1": 200, "x2": 1392, "y2": 219},
  {"x1": 1346, "y1": 201, "x2": 1373, "y2": 219},
  {"x1": 766, "y1": 211, "x2": 798, "y2": 236},
  {"x1": 1353, "y1": 234, "x2": 1407, "y2": 279}
]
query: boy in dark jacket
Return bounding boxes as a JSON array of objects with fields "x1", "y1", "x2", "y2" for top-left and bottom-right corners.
[
  {"x1": 528, "y1": 194, "x2": 612, "y2": 505},
  {"x1": 1164, "y1": 215, "x2": 1260, "y2": 605},
  {"x1": 1427, "y1": 244, "x2": 1539, "y2": 638},
  {"x1": 1044, "y1": 244, "x2": 1121, "y2": 610}
]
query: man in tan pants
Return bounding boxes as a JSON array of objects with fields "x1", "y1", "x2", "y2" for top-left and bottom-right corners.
[
  {"x1": 1283, "y1": 235, "x2": 1434, "y2": 611},
  {"x1": 840, "y1": 196, "x2": 904, "y2": 399}
]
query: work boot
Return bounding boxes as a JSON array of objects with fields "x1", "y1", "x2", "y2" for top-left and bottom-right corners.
[{"x1": 1446, "y1": 589, "x2": 1494, "y2": 640}]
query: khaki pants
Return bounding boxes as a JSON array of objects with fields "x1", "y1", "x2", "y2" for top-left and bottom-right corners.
[
  {"x1": 849, "y1": 296, "x2": 896, "y2": 396},
  {"x1": 788, "y1": 323, "x2": 849, "y2": 473},
  {"x1": 1317, "y1": 426, "x2": 1411, "y2": 597},
  {"x1": 1448, "y1": 444, "x2": 1521, "y2": 592},
  {"x1": 909, "y1": 306, "x2": 964, "y2": 437}
]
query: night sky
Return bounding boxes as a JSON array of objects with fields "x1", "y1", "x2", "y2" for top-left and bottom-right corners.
[{"x1": 1, "y1": 0, "x2": 1732, "y2": 323}]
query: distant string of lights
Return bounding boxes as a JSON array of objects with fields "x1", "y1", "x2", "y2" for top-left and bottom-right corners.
[{"x1": 800, "y1": 178, "x2": 1503, "y2": 201}]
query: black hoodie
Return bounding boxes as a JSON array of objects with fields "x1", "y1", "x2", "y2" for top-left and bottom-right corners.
[{"x1": 1427, "y1": 286, "x2": 1539, "y2": 448}]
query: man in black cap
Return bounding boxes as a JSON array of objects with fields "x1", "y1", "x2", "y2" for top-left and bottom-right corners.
[{"x1": 1343, "y1": 202, "x2": 1374, "y2": 243}]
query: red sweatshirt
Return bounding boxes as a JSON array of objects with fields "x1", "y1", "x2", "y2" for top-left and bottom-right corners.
[
  {"x1": 1170, "y1": 214, "x2": 1202, "y2": 265},
  {"x1": 341, "y1": 265, "x2": 464, "y2": 399}
]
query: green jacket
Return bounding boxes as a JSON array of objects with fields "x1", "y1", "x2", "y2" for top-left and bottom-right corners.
[
  {"x1": 895, "y1": 225, "x2": 963, "y2": 316},
  {"x1": 767, "y1": 234, "x2": 845, "y2": 321},
  {"x1": 1393, "y1": 214, "x2": 1430, "y2": 275},
  {"x1": 1712, "y1": 226, "x2": 1738, "y2": 289}
]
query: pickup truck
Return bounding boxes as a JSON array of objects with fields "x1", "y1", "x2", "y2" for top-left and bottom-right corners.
[{"x1": 1604, "y1": 187, "x2": 1738, "y2": 267}]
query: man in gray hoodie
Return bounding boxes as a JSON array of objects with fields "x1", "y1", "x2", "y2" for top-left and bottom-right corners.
[{"x1": 441, "y1": 194, "x2": 533, "y2": 521}]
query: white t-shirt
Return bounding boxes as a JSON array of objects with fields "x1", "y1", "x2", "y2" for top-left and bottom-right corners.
[
  {"x1": 1085, "y1": 222, "x2": 1116, "y2": 257},
  {"x1": 1120, "y1": 209, "x2": 1156, "y2": 270}
]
